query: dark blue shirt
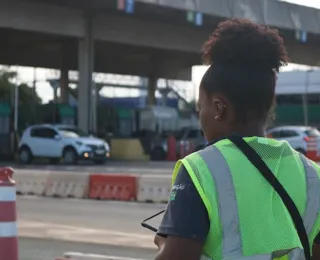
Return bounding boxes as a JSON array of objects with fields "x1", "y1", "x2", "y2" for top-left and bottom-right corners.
[{"x1": 157, "y1": 165, "x2": 209, "y2": 242}]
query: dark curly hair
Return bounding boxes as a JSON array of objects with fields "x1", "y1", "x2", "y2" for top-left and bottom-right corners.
[{"x1": 201, "y1": 18, "x2": 289, "y2": 122}]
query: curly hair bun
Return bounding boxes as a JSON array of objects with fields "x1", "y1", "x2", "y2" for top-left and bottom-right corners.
[{"x1": 202, "y1": 19, "x2": 289, "y2": 72}]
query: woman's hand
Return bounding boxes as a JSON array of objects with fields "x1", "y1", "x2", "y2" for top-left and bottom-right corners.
[
  {"x1": 154, "y1": 235, "x2": 203, "y2": 260},
  {"x1": 154, "y1": 235, "x2": 166, "y2": 250},
  {"x1": 313, "y1": 243, "x2": 320, "y2": 260}
]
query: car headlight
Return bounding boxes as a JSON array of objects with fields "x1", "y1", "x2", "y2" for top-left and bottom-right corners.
[{"x1": 75, "y1": 141, "x2": 83, "y2": 146}]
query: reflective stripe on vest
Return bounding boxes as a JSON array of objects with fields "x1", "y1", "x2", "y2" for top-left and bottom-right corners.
[{"x1": 197, "y1": 145, "x2": 320, "y2": 260}]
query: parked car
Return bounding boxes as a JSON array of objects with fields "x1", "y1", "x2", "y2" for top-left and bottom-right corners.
[
  {"x1": 18, "y1": 124, "x2": 110, "y2": 164},
  {"x1": 266, "y1": 126, "x2": 320, "y2": 155}
]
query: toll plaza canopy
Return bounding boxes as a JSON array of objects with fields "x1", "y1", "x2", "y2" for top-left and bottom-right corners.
[{"x1": 1, "y1": 0, "x2": 320, "y2": 132}]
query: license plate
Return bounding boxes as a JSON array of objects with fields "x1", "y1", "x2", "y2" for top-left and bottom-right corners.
[{"x1": 96, "y1": 149, "x2": 105, "y2": 154}]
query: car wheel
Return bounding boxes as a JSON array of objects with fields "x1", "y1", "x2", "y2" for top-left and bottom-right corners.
[
  {"x1": 63, "y1": 148, "x2": 78, "y2": 165},
  {"x1": 19, "y1": 146, "x2": 33, "y2": 164},
  {"x1": 49, "y1": 158, "x2": 60, "y2": 165},
  {"x1": 150, "y1": 147, "x2": 166, "y2": 161}
]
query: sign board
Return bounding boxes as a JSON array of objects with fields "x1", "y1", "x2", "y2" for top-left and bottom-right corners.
[
  {"x1": 125, "y1": 0, "x2": 135, "y2": 14},
  {"x1": 186, "y1": 11, "x2": 194, "y2": 23},
  {"x1": 195, "y1": 12, "x2": 203, "y2": 26}
]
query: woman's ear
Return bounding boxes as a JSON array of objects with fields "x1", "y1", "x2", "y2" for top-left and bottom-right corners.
[{"x1": 212, "y1": 98, "x2": 226, "y2": 121}]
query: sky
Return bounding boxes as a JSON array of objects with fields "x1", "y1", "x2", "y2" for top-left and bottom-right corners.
[{"x1": 13, "y1": 0, "x2": 320, "y2": 104}]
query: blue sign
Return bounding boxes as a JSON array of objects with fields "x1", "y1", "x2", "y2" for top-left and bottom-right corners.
[
  {"x1": 295, "y1": 30, "x2": 308, "y2": 43},
  {"x1": 301, "y1": 30, "x2": 307, "y2": 43},
  {"x1": 195, "y1": 12, "x2": 203, "y2": 26},
  {"x1": 125, "y1": 0, "x2": 135, "y2": 14}
]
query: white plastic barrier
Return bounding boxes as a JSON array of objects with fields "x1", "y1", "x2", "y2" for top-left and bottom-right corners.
[
  {"x1": 58, "y1": 252, "x2": 146, "y2": 260},
  {"x1": 44, "y1": 171, "x2": 90, "y2": 198},
  {"x1": 14, "y1": 169, "x2": 50, "y2": 195},
  {"x1": 137, "y1": 175, "x2": 171, "y2": 203}
]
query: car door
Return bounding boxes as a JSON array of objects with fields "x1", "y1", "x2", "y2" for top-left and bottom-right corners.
[
  {"x1": 279, "y1": 129, "x2": 301, "y2": 149},
  {"x1": 28, "y1": 127, "x2": 44, "y2": 156},
  {"x1": 39, "y1": 127, "x2": 62, "y2": 157},
  {"x1": 267, "y1": 129, "x2": 281, "y2": 140}
]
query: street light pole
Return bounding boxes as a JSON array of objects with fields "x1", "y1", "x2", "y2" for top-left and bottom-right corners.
[
  {"x1": 13, "y1": 67, "x2": 19, "y2": 134},
  {"x1": 13, "y1": 84, "x2": 19, "y2": 133},
  {"x1": 303, "y1": 69, "x2": 313, "y2": 126}
]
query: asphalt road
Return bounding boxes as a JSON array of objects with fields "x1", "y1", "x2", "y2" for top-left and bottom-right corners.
[
  {"x1": 2, "y1": 161, "x2": 175, "y2": 175},
  {"x1": 18, "y1": 196, "x2": 164, "y2": 260},
  {"x1": 20, "y1": 238, "x2": 156, "y2": 260}
]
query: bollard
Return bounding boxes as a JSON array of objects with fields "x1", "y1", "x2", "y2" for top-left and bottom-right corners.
[
  {"x1": 166, "y1": 136, "x2": 177, "y2": 161},
  {"x1": 0, "y1": 167, "x2": 18, "y2": 260},
  {"x1": 306, "y1": 136, "x2": 318, "y2": 161}
]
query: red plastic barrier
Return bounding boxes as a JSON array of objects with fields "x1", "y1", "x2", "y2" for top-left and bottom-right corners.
[
  {"x1": 89, "y1": 174, "x2": 137, "y2": 201},
  {"x1": 166, "y1": 136, "x2": 177, "y2": 161},
  {"x1": 0, "y1": 167, "x2": 18, "y2": 260}
]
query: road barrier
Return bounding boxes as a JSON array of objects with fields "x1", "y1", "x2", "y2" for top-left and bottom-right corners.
[
  {"x1": 137, "y1": 175, "x2": 171, "y2": 203},
  {"x1": 13, "y1": 169, "x2": 173, "y2": 204},
  {"x1": 89, "y1": 174, "x2": 137, "y2": 201},
  {"x1": 166, "y1": 136, "x2": 177, "y2": 161},
  {"x1": 15, "y1": 169, "x2": 50, "y2": 195},
  {"x1": 44, "y1": 171, "x2": 90, "y2": 198},
  {"x1": 0, "y1": 167, "x2": 18, "y2": 260}
]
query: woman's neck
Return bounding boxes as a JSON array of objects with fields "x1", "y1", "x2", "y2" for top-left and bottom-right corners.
[{"x1": 229, "y1": 120, "x2": 266, "y2": 138}]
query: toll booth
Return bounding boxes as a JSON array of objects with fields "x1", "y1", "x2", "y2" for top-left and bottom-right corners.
[
  {"x1": 97, "y1": 105, "x2": 135, "y2": 138},
  {"x1": 58, "y1": 104, "x2": 75, "y2": 126},
  {"x1": 0, "y1": 102, "x2": 13, "y2": 159},
  {"x1": 118, "y1": 108, "x2": 135, "y2": 137},
  {"x1": 18, "y1": 103, "x2": 76, "y2": 130}
]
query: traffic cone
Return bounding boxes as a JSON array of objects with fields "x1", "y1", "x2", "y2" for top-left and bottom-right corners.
[{"x1": 0, "y1": 167, "x2": 18, "y2": 260}]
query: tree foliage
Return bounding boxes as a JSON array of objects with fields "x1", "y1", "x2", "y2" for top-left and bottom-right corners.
[{"x1": 0, "y1": 69, "x2": 41, "y2": 105}]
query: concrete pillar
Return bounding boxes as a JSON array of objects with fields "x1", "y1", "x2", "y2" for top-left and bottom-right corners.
[
  {"x1": 78, "y1": 13, "x2": 94, "y2": 134},
  {"x1": 60, "y1": 45, "x2": 69, "y2": 104},
  {"x1": 147, "y1": 76, "x2": 157, "y2": 106},
  {"x1": 60, "y1": 71, "x2": 68, "y2": 104}
]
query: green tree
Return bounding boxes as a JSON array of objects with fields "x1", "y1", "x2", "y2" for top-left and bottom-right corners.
[{"x1": 0, "y1": 69, "x2": 41, "y2": 105}]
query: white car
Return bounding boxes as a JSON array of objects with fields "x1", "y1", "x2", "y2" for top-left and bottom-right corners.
[
  {"x1": 18, "y1": 124, "x2": 111, "y2": 164},
  {"x1": 266, "y1": 126, "x2": 320, "y2": 155}
]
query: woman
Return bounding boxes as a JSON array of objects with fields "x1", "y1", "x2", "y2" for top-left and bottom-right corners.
[{"x1": 154, "y1": 19, "x2": 320, "y2": 260}]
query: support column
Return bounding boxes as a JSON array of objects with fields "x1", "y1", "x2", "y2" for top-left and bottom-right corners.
[
  {"x1": 60, "y1": 45, "x2": 69, "y2": 104},
  {"x1": 78, "y1": 13, "x2": 94, "y2": 134},
  {"x1": 147, "y1": 76, "x2": 157, "y2": 106}
]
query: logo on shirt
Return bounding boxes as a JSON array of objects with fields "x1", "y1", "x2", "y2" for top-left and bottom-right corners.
[
  {"x1": 169, "y1": 183, "x2": 185, "y2": 201},
  {"x1": 172, "y1": 184, "x2": 185, "y2": 191},
  {"x1": 169, "y1": 190, "x2": 177, "y2": 201}
]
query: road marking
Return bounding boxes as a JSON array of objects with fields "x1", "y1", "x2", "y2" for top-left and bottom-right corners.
[
  {"x1": 17, "y1": 195, "x2": 167, "y2": 207},
  {"x1": 19, "y1": 220, "x2": 152, "y2": 238},
  {"x1": 64, "y1": 252, "x2": 146, "y2": 260}
]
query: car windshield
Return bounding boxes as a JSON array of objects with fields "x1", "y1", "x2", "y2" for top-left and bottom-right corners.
[
  {"x1": 58, "y1": 127, "x2": 88, "y2": 138},
  {"x1": 305, "y1": 128, "x2": 320, "y2": 137}
]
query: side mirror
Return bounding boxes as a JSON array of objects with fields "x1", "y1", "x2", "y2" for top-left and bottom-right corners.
[{"x1": 54, "y1": 135, "x2": 61, "y2": 140}]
